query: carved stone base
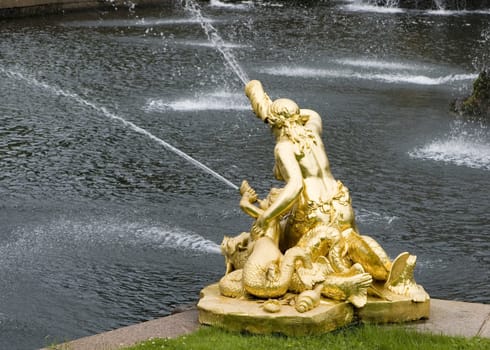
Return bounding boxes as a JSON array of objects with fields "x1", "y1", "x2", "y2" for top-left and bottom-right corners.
[
  {"x1": 357, "y1": 284, "x2": 430, "y2": 324},
  {"x1": 198, "y1": 283, "x2": 430, "y2": 335},
  {"x1": 197, "y1": 284, "x2": 354, "y2": 336}
]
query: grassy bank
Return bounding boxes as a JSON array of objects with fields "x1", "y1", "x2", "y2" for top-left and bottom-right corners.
[{"x1": 124, "y1": 324, "x2": 490, "y2": 350}]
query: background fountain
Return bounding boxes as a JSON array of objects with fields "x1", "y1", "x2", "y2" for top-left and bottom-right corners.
[{"x1": 0, "y1": 1, "x2": 489, "y2": 349}]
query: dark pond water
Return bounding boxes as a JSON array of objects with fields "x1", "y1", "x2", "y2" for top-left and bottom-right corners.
[{"x1": 0, "y1": 1, "x2": 489, "y2": 348}]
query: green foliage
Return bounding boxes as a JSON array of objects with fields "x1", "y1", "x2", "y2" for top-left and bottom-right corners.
[
  {"x1": 123, "y1": 324, "x2": 490, "y2": 350},
  {"x1": 453, "y1": 70, "x2": 490, "y2": 119},
  {"x1": 472, "y1": 70, "x2": 489, "y2": 100}
]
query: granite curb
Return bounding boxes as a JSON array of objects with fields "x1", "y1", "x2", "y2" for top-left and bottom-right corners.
[
  {"x1": 41, "y1": 299, "x2": 490, "y2": 350},
  {"x1": 409, "y1": 299, "x2": 490, "y2": 338},
  {"x1": 41, "y1": 309, "x2": 200, "y2": 350}
]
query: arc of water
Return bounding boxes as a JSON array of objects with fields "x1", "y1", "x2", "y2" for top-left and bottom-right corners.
[
  {"x1": 1, "y1": 68, "x2": 239, "y2": 191},
  {"x1": 181, "y1": 0, "x2": 250, "y2": 86}
]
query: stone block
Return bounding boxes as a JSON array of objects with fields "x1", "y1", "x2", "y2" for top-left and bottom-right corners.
[{"x1": 198, "y1": 284, "x2": 355, "y2": 336}]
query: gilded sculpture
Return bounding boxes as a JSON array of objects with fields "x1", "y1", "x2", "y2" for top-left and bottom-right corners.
[{"x1": 198, "y1": 80, "x2": 430, "y2": 334}]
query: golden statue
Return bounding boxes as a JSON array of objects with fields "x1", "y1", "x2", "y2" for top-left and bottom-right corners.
[{"x1": 198, "y1": 80, "x2": 430, "y2": 335}]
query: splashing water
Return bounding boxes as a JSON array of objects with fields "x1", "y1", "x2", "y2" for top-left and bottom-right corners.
[
  {"x1": 137, "y1": 226, "x2": 221, "y2": 254},
  {"x1": 0, "y1": 218, "x2": 221, "y2": 266},
  {"x1": 355, "y1": 208, "x2": 398, "y2": 224},
  {"x1": 181, "y1": 0, "x2": 250, "y2": 85},
  {"x1": 341, "y1": 0, "x2": 405, "y2": 13},
  {"x1": 209, "y1": 0, "x2": 251, "y2": 10},
  {"x1": 334, "y1": 58, "x2": 423, "y2": 71},
  {"x1": 144, "y1": 91, "x2": 250, "y2": 112},
  {"x1": 409, "y1": 120, "x2": 490, "y2": 170},
  {"x1": 260, "y1": 66, "x2": 477, "y2": 86},
  {"x1": 0, "y1": 67, "x2": 239, "y2": 190}
]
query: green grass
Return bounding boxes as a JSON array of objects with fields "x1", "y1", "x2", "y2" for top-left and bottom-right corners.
[{"x1": 123, "y1": 324, "x2": 490, "y2": 350}]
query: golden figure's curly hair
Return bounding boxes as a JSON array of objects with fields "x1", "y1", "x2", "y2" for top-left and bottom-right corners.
[
  {"x1": 267, "y1": 98, "x2": 300, "y2": 126},
  {"x1": 267, "y1": 99, "x2": 316, "y2": 155}
]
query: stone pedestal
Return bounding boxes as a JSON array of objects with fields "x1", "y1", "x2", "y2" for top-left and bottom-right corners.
[
  {"x1": 198, "y1": 284, "x2": 354, "y2": 336},
  {"x1": 198, "y1": 283, "x2": 430, "y2": 336},
  {"x1": 356, "y1": 287, "x2": 430, "y2": 324}
]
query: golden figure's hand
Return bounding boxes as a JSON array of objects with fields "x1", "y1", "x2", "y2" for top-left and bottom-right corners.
[
  {"x1": 240, "y1": 180, "x2": 258, "y2": 203},
  {"x1": 244, "y1": 80, "x2": 262, "y2": 98}
]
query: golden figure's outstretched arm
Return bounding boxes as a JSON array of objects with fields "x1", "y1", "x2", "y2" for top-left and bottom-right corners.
[{"x1": 245, "y1": 80, "x2": 273, "y2": 122}]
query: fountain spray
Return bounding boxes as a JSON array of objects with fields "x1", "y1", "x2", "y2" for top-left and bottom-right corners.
[
  {"x1": 181, "y1": 0, "x2": 250, "y2": 86},
  {"x1": 0, "y1": 67, "x2": 239, "y2": 191}
]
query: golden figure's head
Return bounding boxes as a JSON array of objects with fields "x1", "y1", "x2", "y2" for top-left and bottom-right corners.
[
  {"x1": 267, "y1": 99, "x2": 302, "y2": 127},
  {"x1": 270, "y1": 98, "x2": 300, "y2": 118}
]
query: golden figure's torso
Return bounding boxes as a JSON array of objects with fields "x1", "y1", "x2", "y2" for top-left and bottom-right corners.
[
  {"x1": 274, "y1": 132, "x2": 357, "y2": 249},
  {"x1": 298, "y1": 138, "x2": 338, "y2": 204}
]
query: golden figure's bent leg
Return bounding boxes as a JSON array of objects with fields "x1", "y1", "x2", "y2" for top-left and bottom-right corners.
[
  {"x1": 328, "y1": 239, "x2": 352, "y2": 273},
  {"x1": 361, "y1": 234, "x2": 392, "y2": 271},
  {"x1": 296, "y1": 224, "x2": 341, "y2": 261},
  {"x1": 342, "y1": 229, "x2": 390, "y2": 280}
]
